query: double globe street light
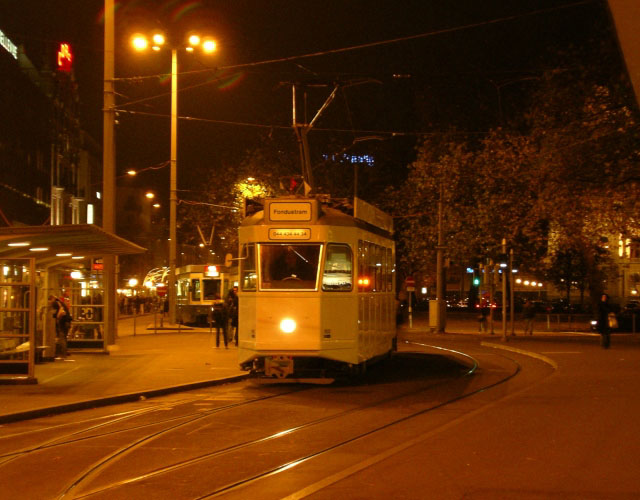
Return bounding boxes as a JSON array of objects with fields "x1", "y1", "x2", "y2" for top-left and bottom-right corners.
[{"x1": 131, "y1": 30, "x2": 217, "y2": 324}]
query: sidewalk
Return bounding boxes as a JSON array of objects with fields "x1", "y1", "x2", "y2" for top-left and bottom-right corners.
[
  {"x1": 0, "y1": 315, "x2": 246, "y2": 424},
  {"x1": 0, "y1": 312, "x2": 598, "y2": 424}
]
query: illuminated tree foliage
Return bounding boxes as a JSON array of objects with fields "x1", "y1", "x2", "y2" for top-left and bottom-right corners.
[
  {"x1": 179, "y1": 135, "x2": 300, "y2": 260},
  {"x1": 386, "y1": 67, "x2": 640, "y2": 302}
]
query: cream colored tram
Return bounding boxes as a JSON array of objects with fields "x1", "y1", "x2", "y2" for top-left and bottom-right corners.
[
  {"x1": 237, "y1": 197, "x2": 396, "y2": 381},
  {"x1": 175, "y1": 264, "x2": 237, "y2": 325}
]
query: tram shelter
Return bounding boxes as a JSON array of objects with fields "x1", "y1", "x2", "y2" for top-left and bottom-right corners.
[{"x1": 0, "y1": 224, "x2": 145, "y2": 383}]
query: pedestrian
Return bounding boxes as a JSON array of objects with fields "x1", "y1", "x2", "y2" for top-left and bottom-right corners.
[
  {"x1": 478, "y1": 302, "x2": 489, "y2": 333},
  {"x1": 522, "y1": 299, "x2": 535, "y2": 335},
  {"x1": 597, "y1": 293, "x2": 613, "y2": 349},
  {"x1": 213, "y1": 301, "x2": 228, "y2": 348},
  {"x1": 226, "y1": 286, "x2": 239, "y2": 345},
  {"x1": 49, "y1": 295, "x2": 71, "y2": 357}
]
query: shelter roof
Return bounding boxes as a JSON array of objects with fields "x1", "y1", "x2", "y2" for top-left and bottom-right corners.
[{"x1": 0, "y1": 224, "x2": 145, "y2": 265}]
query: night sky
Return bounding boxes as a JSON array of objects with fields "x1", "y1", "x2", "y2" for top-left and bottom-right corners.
[{"x1": 0, "y1": 0, "x2": 618, "y2": 201}]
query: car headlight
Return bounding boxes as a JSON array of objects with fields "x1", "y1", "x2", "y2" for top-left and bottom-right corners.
[{"x1": 280, "y1": 318, "x2": 296, "y2": 333}]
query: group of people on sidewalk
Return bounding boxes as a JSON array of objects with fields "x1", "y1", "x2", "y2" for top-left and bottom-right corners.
[{"x1": 477, "y1": 300, "x2": 535, "y2": 336}]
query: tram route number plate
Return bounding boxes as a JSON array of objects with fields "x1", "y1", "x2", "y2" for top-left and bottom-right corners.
[{"x1": 265, "y1": 356, "x2": 294, "y2": 378}]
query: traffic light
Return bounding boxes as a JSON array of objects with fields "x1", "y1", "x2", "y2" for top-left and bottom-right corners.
[{"x1": 473, "y1": 276, "x2": 480, "y2": 286}]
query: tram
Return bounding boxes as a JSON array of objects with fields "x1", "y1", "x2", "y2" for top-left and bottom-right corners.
[
  {"x1": 175, "y1": 264, "x2": 238, "y2": 325},
  {"x1": 237, "y1": 196, "x2": 396, "y2": 381}
]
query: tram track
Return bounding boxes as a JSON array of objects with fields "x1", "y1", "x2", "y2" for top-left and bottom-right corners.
[
  {"x1": 0, "y1": 387, "x2": 307, "y2": 466},
  {"x1": 54, "y1": 345, "x2": 484, "y2": 499},
  {"x1": 0, "y1": 343, "x2": 542, "y2": 500}
]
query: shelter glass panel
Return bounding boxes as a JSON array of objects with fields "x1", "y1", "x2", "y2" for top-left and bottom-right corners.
[{"x1": 0, "y1": 258, "x2": 34, "y2": 378}]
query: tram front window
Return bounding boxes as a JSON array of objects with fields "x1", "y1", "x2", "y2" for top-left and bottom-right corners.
[
  {"x1": 260, "y1": 244, "x2": 321, "y2": 290},
  {"x1": 202, "y1": 279, "x2": 222, "y2": 300}
]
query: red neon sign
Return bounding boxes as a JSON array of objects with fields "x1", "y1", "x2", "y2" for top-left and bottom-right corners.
[{"x1": 57, "y1": 43, "x2": 72, "y2": 72}]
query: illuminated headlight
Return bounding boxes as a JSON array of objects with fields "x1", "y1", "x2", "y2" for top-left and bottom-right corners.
[
  {"x1": 591, "y1": 320, "x2": 598, "y2": 326},
  {"x1": 280, "y1": 318, "x2": 296, "y2": 333}
]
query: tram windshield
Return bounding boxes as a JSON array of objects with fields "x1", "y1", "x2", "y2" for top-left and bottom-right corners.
[
  {"x1": 202, "y1": 278, "x2": 222, "y2": 300},
  {"x1": 259, "y1": 244, "x2": 321, "y2": 290}
]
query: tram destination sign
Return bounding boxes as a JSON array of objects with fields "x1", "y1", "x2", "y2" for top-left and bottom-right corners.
[
  {"x1": 268, "y1": 201, "x2": 313, "y2": 222},
  {"x1": 269, "y1": 228, "x2": 311, "y2": 240}
]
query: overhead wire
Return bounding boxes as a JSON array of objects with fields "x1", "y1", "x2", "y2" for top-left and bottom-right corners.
[{"x1": 112, "y1": 0, "x2": 596, "y2": 84}]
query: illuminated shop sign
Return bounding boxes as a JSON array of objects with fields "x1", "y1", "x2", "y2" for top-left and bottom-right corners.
[
  {"x1": 0, "y1": 29, "x2": 18, "y2": 59},
  {"x1": 268, "y1": 228, "x2": 311, "y2": 240},
  {"x1": 57, "y1": 43, "x2": 72, "y2": 72}
]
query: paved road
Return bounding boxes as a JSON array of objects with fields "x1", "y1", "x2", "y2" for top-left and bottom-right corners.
[{"x1": 1, "y1": 322, "x2": 639, "y2": 498}]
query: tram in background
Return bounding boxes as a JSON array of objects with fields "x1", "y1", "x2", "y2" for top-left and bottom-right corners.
[
  {"x1": 175, "y1": 264, "x2": 238, "y2": 325},
  {"x1": 237, "y1": 196, "x2": 396, "y2": 381}
]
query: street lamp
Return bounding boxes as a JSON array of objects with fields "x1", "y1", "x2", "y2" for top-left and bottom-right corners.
[{"x1": 131, "y1": 30, "x2": 217, "y2": 325}]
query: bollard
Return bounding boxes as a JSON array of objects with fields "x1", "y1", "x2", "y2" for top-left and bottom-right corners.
[{"x1": 133, "y1": 308, "x2": 137, "y2": 336}]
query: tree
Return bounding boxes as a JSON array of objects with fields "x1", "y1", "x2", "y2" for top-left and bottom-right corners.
[
  {"x1": 178, "y1": 134, "x2": 301, "y2": 261},
  {"x1": 385, "y1": 64, "x2": 640, "y2": 304}
]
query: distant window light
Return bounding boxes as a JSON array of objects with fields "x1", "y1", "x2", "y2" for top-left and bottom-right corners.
[
  {"x1": 87, "y1": 204, "x2": 94, "y2": 224},
  {"x1": 96, "y1": 191, "x2": 101, "y2": 200}
]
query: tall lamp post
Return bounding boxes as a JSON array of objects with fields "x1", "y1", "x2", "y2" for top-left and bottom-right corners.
[{"x1": 131, "y1": 31, "x2": 217, "y2": 324}]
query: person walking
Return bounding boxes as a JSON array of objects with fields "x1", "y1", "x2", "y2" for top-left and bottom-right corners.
[
  {"x1": 522, "y1": 299, "x2": 535, "y2": 335},
  {"x1": 597, "y1": 293, "x2": 612, "y2": 349},
  {"x1": 49, "y1": 295, "x2": 71, "y2": 357},
  {"x1": 213, "y1": 301, "x2": 228, "y2": 348},
  {"x1": 478, "y1": 302, "x2": 489, "y2": 333},
  {"x1": 226, "y1": 286, "x2": 239, "y2": 345}
]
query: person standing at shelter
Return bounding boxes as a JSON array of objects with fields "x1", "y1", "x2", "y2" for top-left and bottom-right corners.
[
  {"x1": 522, "y1": 299, "x2": 535, "y2": 335},
  {"x1": 49, "y1": 295, "x2": 71, "y2": 357},
  {"x1": 597, "y1": 293, "x2": 612, "y2": 349}
]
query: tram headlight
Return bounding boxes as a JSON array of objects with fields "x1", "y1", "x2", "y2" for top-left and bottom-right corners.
[{"x1": 280, "y1": 318, "x2": 297, "y2": 334}]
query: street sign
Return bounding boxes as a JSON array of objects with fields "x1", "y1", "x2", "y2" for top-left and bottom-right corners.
[{"x1": 405, "y1": 276, "x2": 415, "y2": 292}]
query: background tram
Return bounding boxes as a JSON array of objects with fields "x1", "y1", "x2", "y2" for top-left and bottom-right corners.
[
  {"x1": 175, "y1": 264, "x2": 238, "y2": 325},
  {"x1": 237, "y1": 196, "x2": 396, "y2": 380}
]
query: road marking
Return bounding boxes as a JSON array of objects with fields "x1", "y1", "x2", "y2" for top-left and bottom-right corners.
[
  {"x1": 540, "y1": 351, "x2": 582, "y2": 354},
  {"x1": 480, "y1": 342, "x2": 559, "y2": 369}
]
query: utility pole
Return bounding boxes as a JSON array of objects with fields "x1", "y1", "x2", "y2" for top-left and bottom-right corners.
[
  {"x1": 510, "y1": 247, "x2": 515, "y2": 335},
  {"x1": 502, "y1": 238, "x2": 508, "y2": 341},
  {"x1": 103, "y1": 0, "x2": 116, "y2": 346},
  {"x1": 435, "y1": 183, "x2": 446, "y2": 333},
  {"x1": 489, "y1": 259, "x2": 495, "y2": 335}
]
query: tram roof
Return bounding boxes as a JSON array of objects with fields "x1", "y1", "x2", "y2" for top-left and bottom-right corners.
[{"x1": 0, "y1": 224, "x2": 146, "y2": 264}]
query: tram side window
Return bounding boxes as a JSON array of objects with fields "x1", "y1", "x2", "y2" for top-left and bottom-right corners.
[
  {"x1": 386, "y1": 247, "x2": 393, "y2": 291},
  {"x1": 241, "y1": 243, "x2": 257, "y2": 291},
  {"x1": 367, "y1": 242, "x2": 380, "y2": 292},
  {"x1": 358, "y1": 240, "x2": 370, "y2": 292},
  {"x1": 191, "y1": 279, "x2": 201, "y2": 301},
  {"x1": 322, "y1": 244, "x2": 352, "y2": 291}
]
